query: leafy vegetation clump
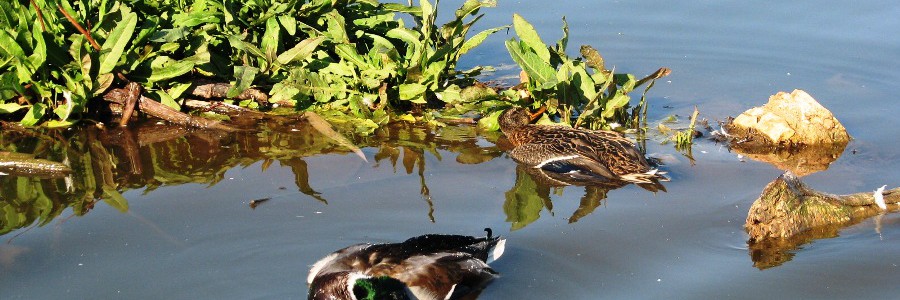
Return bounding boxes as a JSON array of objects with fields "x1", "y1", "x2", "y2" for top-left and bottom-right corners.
[
  {"x1": 482, "y1": 14, "x2": 671, "y2": 132},
  {"x1": 0, "y1": 0, "x2": 504, "y2": 132},
  {"x1": 1, "y1": 0, "x2": 673, "y2": 138}
]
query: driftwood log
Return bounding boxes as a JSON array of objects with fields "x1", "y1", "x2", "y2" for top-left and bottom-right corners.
[
  {"x1": 745, "y1": 172, "x2": 899, "y2": 242},
  {"x1": 103, "y1": 82, "x2": 236, "y2": 131}
]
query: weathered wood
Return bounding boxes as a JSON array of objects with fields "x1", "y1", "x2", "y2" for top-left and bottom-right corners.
[
  {"x1": 745, "y1": 172, "x2": 899, "y2": 241},
  {"x1": 188, "y1": 82, "x2": 268, "y2": 103},
  {"x1": 103, "y1": 87, "x2": 237, "y2": 131},
  {"x1": 118, "y1": 82, "x2": 141, "y2": 126}
]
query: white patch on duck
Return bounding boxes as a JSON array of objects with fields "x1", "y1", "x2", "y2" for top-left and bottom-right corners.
[
  {"x1": 308, "y1": 252, "x2": 339, "y2": 285},
  {"x1": 443, "y1": 284, "x2": 457, "y2": 300},
  {"x1": 488, "y1": 238, "x2": 506, "y2": 264},
  {"x1": 307, "y1": 244, "x2": 370, "y2": 284},
  {"x1": 534, "y1": 155, "x2": 580, "y2": 168}
]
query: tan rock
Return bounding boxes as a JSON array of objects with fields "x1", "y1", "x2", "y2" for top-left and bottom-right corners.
[{"x1": 726, "y1": 89, "x2": 850, "y2": 147}]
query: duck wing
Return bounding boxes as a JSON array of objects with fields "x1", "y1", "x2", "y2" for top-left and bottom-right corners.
[
  {"x1": 508, "y1": 127, "x2": 620, "y2": 179},
  {"x1": 392, "y1": 252, "x2": 499, "y2": 300}
]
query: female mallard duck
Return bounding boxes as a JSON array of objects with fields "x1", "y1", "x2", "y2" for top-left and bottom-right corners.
[
  {"x1": 307, "y1": 229, "x2": 506, "y2": 300},
  {"x1": 499, "y1": 107, "x2": 666, "y2": 184}
]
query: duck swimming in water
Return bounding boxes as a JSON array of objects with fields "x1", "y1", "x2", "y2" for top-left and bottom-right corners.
[
  {"x1": 498, "y1": 107, "x2": 666, "y2": 184},
  {"x1": 307, "y1": 229, "x2": 506, "y2": 300}
]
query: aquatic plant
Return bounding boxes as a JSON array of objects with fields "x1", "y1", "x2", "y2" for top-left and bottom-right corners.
[
  {"x1": 0, "y1": 0, "x2": 502, "y2": 133},
  {"x1": 487, "y1": 14, "x2": 670, "y2": 131}
]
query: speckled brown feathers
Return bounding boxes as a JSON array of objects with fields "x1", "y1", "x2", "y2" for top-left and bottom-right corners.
[
  {"x1": 499, "y1": 107, "x2": 665, "y2": 183},
  {"x1": 308, "y1": 232, "x2": 505, "y2": 300}
]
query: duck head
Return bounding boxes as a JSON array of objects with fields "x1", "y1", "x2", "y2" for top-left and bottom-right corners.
[
  {"x1": 498, "y1": 107, "x2": 532, "y2": 133},
  {"x1": 499, "y1": 106, "x2": 547, "y2": 134},
  {"x1": 309, "y1": 272, "x2": 411, "y2": 300}
]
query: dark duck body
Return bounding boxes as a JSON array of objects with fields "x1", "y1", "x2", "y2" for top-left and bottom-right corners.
[
  {"x1": 499, "y1": 107, "x2": 666, "y2": 184},
  {"x1": 307, "y1": 229, "x2": 505, "y2": 300}
]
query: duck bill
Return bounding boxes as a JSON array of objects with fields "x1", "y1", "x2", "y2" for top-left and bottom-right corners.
[{"x1": 529, "y1": 105, "x2": 547, "y2": 122}]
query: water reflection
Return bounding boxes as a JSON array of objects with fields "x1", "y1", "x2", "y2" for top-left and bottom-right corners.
[
  {"x1": 504, "y1": 164, "x2": 666, "y2": 230},
  {"x1": 730, "y1": 141, "x2": 848, "y2": 176},
  {"x1": 0, "y1": 120, "x2": 507, "y2": 236}
]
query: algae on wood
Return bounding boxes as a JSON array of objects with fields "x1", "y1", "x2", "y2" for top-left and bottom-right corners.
[{"x1": 745, "y1": 172, "x2": 899, "y2": 242}]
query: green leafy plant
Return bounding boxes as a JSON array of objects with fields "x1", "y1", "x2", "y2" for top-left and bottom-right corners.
[
  {"x1": 0, "y1": 0, "x2": 502, "y2": 134},
  {"x1": 497, "y1": 14, "x2": 670, "y2": 131}
]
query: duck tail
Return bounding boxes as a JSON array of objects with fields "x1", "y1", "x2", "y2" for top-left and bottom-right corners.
[
  {"x1": 619, "y1": 169, "x2": 669, "y2": 184},
  {"x1": 487, "y1": 238, "x2": 506, "y2": 264}
]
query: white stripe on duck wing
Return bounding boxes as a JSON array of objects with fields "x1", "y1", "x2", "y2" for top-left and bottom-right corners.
[{"x1": 307, "y1": 229, "x2": 505, "y2": 300}]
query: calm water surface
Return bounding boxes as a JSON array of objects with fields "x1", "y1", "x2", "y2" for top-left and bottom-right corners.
[{"x1": 2, "y1": 1, "x2": 899, "y2": 299}]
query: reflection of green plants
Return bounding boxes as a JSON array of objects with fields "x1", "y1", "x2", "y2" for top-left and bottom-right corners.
[
  {"x1": 503, "y1": 168, "x2": 551, "y2": 230},
  {"x1": 487, "y1": 14, "x2": 670, "y2": 131}
]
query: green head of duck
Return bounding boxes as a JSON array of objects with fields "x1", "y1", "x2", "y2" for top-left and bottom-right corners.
[{"x1": 352, "y1": 276, "x2": 409, "y2": 300}]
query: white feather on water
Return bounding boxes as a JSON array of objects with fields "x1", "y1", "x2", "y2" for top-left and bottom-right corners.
[{"x1": 873, "y1": 185, "x2": 887, "y2": 210}]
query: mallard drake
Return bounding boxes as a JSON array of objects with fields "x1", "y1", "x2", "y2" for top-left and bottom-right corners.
[
  {"x1": 498, "y1": 107, "x2": 666, "y2": 184},
  {"x1": 307, "y1": 229, "x2": 506, "y2": 300}
]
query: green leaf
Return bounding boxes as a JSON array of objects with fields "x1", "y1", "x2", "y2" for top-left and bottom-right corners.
[
  {"x1": 278, "y1": 15, "x2": 297, "y2": 36},
  {"x1": 228, "y1": 35, "x2": 267, "y2": 60},
  {"x1": 477, "y1": 110, "x2": 503, "y2": 131},
  {"x1": 512, "y1": 14, "x2": 550, "y2": 62},
  {"x1": 276, "y1": 36, "x2": 325, "y2": 65},
  {"x1": 99, "y1": 12, "x2": 137, "y2": 74},
  {"x1": 261, "y1": 17, "x2": 281, "y2": 57},
  {"x1": 155, "y1": 90, "x2": 181, "y2": 111},
  {"x1": 602, "y1": 91, "x2": 631, "y2": 118},
  {"x1": 148, "y1": 59, "x2": 195, "y2": 82},
  {"x1": 29, "y1": 19, "x2": 47, "y2": 69},
  {"x1": 615, "y1": 73, "x2": 637, "y2": 94},
  {"x1": 335, "y1": 44, "x2": 369, "y2": 69},
  {"x1": 101, "y1": 186, "x2": 130, "y2": 213},
  {"x1": 382, "y1": 3, "x2": 422, "y2": 15},
  {"x1": 94, "y1": 73, "x2": 114, "y2": 96},
  {"x1": 0, "y1": 103, "x2": 24, "y2": 114},
  {"x1": 0, "y1": 30, "x2": 24, "y2": 59},
  {"x1": 399, "y1": 83, "x2": 427, "y2": 103},
  {"x1": 20, "y1": 103, "x2": 46, "y2": 126},
  {"x1": 459, "y1": 26, "x2": 506, "y2": 56},
  {"x1": 228, "y1": 66, "x2": 259, "y2": 98},
  {"x1": 506, "y1": 39, "x2": 556, "y2": 85},
  {"x1": 436, "y1": 84, "x2": 462, "y2": 104}
]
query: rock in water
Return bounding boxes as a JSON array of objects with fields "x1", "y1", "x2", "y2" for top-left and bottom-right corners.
[{"x1": 726, "y1": 89, "x2": 850, "y2": 147}]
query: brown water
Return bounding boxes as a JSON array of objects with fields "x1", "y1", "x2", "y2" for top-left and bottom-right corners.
[{"x1": 2, "y1": 1, "x2": 900, "y2": 299}]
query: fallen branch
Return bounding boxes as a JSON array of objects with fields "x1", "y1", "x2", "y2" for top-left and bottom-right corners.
[
  {"x1": 188, "y1": 82, "x2": 268, "y2": 103},
  {"x1": 104, "y1": 83, "x2": 237, "y2": 131},
  {"x1": 57, "y1": 4, "x2": 100, "y2": 51},
  {"x1": 745, "y1": 172, "x2": 899, "y2": 241}
]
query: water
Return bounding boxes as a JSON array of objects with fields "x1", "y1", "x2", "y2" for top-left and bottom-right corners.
[{"x1": 2, "y1": 1, "x2": 900, "y2": 299}]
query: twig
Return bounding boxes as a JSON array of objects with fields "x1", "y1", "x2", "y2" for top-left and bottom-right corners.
[
  {"x1": 30, "y1": 0, "x2": 46, "y2": 31},
  {"x1": 57, "y1": 5, "x2": 101, "y2": 51}
]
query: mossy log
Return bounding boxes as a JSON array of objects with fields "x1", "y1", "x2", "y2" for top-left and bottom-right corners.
[{"x1": 745, "y1": 172, "x2": 899, "y2": 242}]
